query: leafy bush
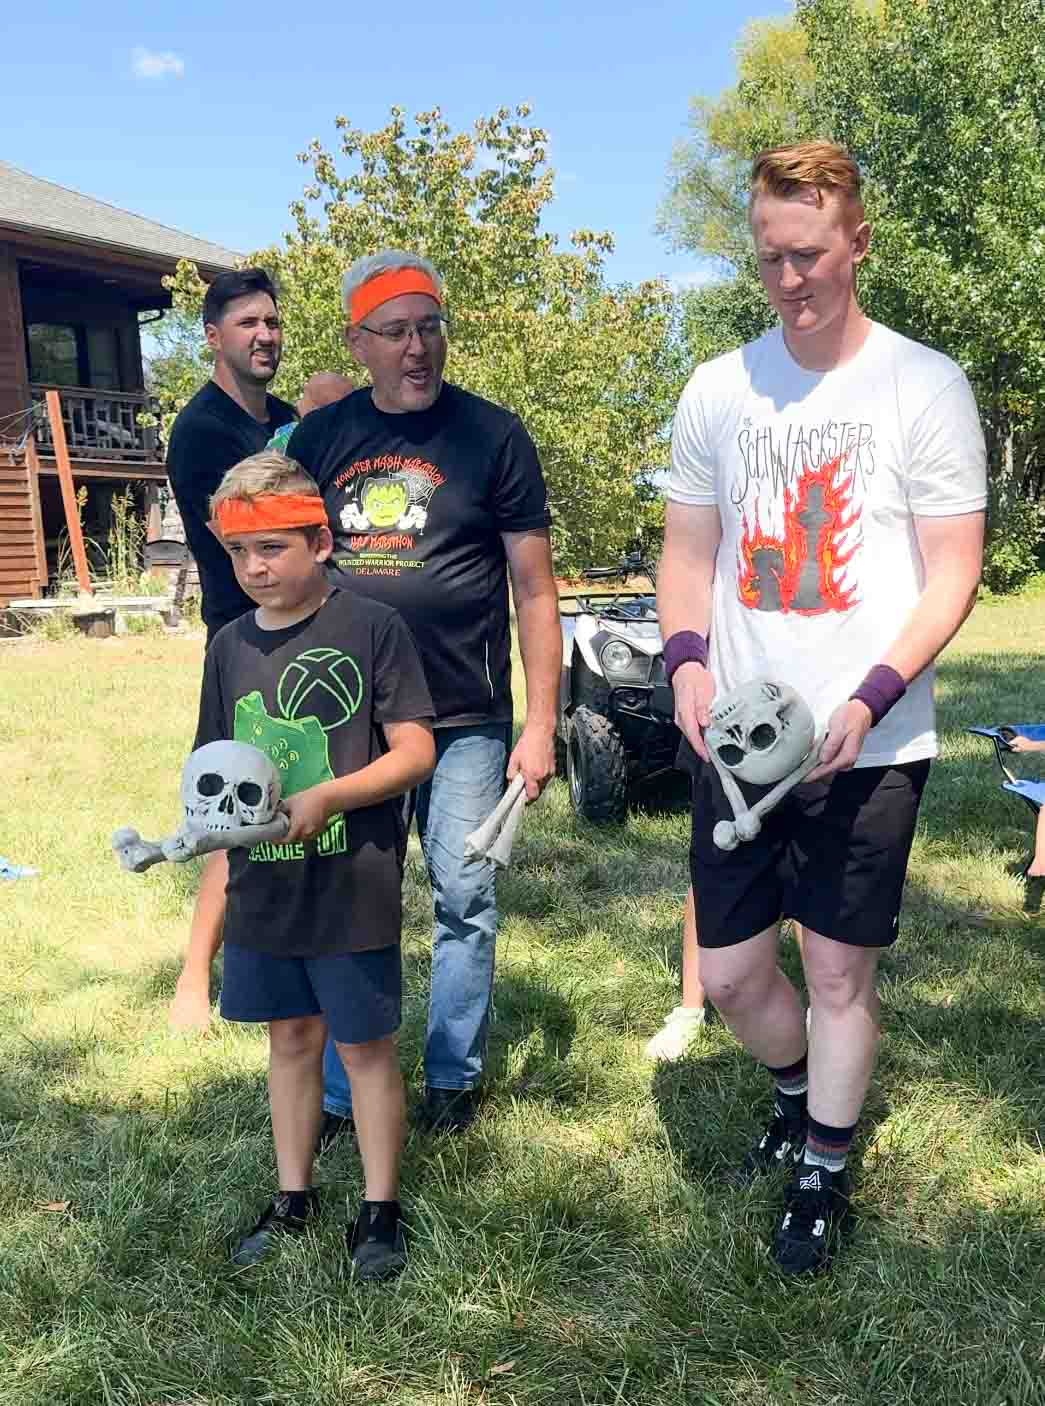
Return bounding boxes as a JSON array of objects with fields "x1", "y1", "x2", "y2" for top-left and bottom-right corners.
[{"x1": 982, "y1": 475, "x2": 1044, "y2": 595}]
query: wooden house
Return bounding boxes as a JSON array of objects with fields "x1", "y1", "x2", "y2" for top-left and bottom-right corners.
[{"x1": 0, "y1": 160, "x2": 238, "y2": 605}]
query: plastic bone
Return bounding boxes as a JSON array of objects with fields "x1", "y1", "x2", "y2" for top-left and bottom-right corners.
[
  {"x1": 463, "y1": 774, "x2": 528, "y2": 868},
  {"x1": 705, "y1": 680, "x2": 822, "y2": 850},
  {"x1": 112, "y1": 740, "x2": 291, "y2": 874}
]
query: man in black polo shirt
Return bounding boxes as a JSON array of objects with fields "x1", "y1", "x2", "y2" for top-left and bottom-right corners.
[{"x1": 166, "y1": 267, "x2": 297, "y2": 643}]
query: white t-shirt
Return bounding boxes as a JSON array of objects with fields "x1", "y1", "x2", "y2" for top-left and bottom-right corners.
[{"x1": 667, "y1": 321, "x2": 987, "y2": 767}]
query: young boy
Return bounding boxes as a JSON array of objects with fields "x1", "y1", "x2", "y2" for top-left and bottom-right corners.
[
  {"x1": 1009, "y1": 733, "x2": 1045, "y2": 878},
  {"x1": 196, "y1": 449, "x2": 434, "y2": 1280}
]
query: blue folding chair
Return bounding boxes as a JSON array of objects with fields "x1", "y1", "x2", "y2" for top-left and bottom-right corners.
[{"x1": 967, "y1": 725, "x2": 1045, "y2": 875}]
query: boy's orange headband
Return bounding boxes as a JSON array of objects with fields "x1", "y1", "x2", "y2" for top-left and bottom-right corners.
[
  {"x1": 213, "y1": 495, "x2": 328, "y2": 536},
  {"x1": 349, "y1": 269, "x2": 442, "y2": 325}
]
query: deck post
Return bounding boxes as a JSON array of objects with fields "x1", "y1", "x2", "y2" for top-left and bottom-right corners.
[{"x1": 44, "y1": 389, "x2": 92, "y2": 596}]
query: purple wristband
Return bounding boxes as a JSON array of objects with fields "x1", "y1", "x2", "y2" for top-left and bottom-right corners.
[
  {"x1": 663, "y1": 630, "x2": 709, "y2": 685},
  {"x1": 850, "y1": 664, "x2": 906, "y2": 727}
]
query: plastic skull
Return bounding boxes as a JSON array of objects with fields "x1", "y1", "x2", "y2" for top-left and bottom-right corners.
[
  {"x1": 705, "y1": 679, "x2": 815, "y2": 787},
  {"x1": 180, "y1": 740, "x2": 282, "y2": 832}
]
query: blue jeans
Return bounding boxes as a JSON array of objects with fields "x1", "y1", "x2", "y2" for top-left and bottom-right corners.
[{"x1": 322, "y1": 722, "x2": 510, "y2": 1112}]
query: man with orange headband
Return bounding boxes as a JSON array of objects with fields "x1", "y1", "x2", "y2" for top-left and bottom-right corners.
[{"x1": 286, "y1": 249, "x2": 561, "y2": 1136}]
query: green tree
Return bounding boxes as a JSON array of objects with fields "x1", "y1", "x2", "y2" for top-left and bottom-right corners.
[
  {"x1": 661, "y1": 0, "x2": 1044, "y2": 589},
  {"x1": 799, "y1": 0, "x2": 1045, "y2": 588},
  {"x1": 657, "y1": 16, "x2": 816, "y2": 269},
  {"x1": 162, "y1": 106, "x2": 685, "y2": 573}
]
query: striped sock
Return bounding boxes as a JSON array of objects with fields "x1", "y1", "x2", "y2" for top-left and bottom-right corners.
[
  {"x1": 803, "y1": 1116, "x2": 856, "y2": 1173},
  {"x1": 765, "y1": 1053, "x2": 808, "y2": 1123}
]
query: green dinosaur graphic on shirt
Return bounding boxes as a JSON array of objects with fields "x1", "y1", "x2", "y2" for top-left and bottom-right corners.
[
  {"x1": 235, "y1": 690, "x2": 333, "y2": 795},
  {"x1": 234, "y1": 687, "x2": 347, "y2": 860}
]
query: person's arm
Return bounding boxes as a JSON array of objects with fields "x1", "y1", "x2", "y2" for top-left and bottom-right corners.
[
  {"x1": 281, "y1": 721, "x2": 435, "y2": 843},
  {"x1": 168, "y1": 642, "x2": 232, "y2": 1030},
  {"x1": 503, "y1": 527, "x2": 559, "y2": 800},
  {"x1": 657, "y1": 501, "x2": 722, "y2": 761},
  {"x1": 809, "y1": 510, "x2": 985, "y2": 780},
  {"x1": 169, "y1": 851, "x2": 227, "y2": 1030},
  {"x1": 1009, "y1": 736, "x2": 1045, "y2": 755}
]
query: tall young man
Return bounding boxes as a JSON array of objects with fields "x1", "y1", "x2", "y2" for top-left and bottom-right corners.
[
  {"x1": 659, "y1": 143, "x2": 986, "y2": 1274},
  {"x1": 287, "y1": 249, "x2": 560, "y2": 1134}
]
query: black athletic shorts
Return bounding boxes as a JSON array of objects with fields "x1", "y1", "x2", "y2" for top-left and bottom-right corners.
[{"x1": 688, "y1": 758, "x2": 930, "y2": 949}]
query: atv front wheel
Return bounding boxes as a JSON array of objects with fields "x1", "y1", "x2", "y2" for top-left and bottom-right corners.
[{"x1": 567, "y1": 705, "x2": 627, "y2": 824}]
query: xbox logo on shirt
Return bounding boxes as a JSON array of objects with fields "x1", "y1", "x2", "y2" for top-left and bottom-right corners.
[{"x1": 277, "y1": 649, "x2": 364, "y2": 732}]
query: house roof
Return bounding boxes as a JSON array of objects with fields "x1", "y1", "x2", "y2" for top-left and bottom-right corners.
[{"x1": 0, "y1": 161, "x2": 241, "y2": 272}]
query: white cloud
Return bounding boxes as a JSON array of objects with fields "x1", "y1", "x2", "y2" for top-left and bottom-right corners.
[
  {"x1": 131, "y1": 47, "x2": 185, "y2": 80},
  {"x1": 668, "y1": 267, "x2": 721, "y2": 293}
]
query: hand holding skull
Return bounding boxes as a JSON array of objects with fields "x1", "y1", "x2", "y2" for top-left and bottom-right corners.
[
  {"x1": 113, "y1": 740, "x2": 291, "y2": 874},
  {"x1": 705, "y1": 680, "x2": 824, "y2": 851}
]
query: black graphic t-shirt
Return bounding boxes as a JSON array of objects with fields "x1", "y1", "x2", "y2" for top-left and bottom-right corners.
[
  {"x1": 167, "y1": 381, "x2": 297, "y2": 633},
  {"x1": 194, "y1": 590, "x2": 433, "y2": 957},
  {"x1": 285, "y1": 383, "x2": 551, "y2": 725}
]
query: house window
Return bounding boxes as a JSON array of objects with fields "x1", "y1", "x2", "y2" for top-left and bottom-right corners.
[
  {"x1": 27, "y1": 323, "x2": 80, "y2": 386},
  {"x1": 27, "y1": 322, "x2": 123, "y2": 390},
  {"x1": 86, "y1": 327, "x2": 121, "y2": 391}
]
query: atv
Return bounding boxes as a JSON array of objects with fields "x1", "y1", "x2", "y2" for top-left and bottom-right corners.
[{"x1": 556, "y1": 551, "x2": 680, "y2": 824}]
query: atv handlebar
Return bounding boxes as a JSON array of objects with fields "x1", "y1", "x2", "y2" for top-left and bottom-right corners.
[{"x1": 580, "y1": 552, "x2": 656, "y2": 586}]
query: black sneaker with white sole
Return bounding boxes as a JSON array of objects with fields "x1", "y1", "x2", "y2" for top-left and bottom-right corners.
[
  {"x1": 729, "y1": 1102, "x2": 807, "y2": 1187},
  {"x1": 771, "y1": 1163, "x2": 852, "y2": 1276},
  {"x1": 348, "y1": 1200, "x2": 407, "y2": 1282},
  {"x1": 230, "y1": 1188, "x2": 320, "y2": 1267}
]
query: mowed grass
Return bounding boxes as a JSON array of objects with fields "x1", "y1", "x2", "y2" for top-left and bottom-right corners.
[{"x1": 0, "y1": 590, "x2": 1043, "y2": 1406}]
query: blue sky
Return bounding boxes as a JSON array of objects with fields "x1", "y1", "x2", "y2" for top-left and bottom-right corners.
[{"x1": 2, "y1": 0, "x2": 789, "y2": 289}]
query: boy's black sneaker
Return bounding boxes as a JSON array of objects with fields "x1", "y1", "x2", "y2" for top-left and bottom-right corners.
[
  {"x1": 419, "y1": 1085, "x2": 476, "y2": 1135},
  {"x1": 348, "y1": 1200, "x2": 407, "y2": 1282},
  {"x1": 771, "y1": 1163, "x2": 852, "y2": 1276},
  {"x1": 230, "y1": 1188, "x2": 319, "y2": 1267},
  {"x1": 728, "y1": 1102, "x2": 806, "y2": 1187},
  {"x1": 316, "y1": 1110, "x2": 356, "y2": 1155}
]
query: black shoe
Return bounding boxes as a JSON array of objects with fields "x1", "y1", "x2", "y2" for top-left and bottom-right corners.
[
  {"x1": 729, "y1": 1102, "x2": 807, "y2": 1186},
  {"x1": 771, "y1": 1163, "x2": 852, "y2": 1276},
  {"x1": 420, "y1": 1085, "x2": 476, "y2": 1134},
  {"x1": 230, "y1": 1188, "x2": 319, "y2": 1267},
  {"x1": 316, "y1": 1110, "x2": 356, "y2": 1155},
  {"x1": 348, "y1": 1200, "x2": 407, "y2": 1282}
]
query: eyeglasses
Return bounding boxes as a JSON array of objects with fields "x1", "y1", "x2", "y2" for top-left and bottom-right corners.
[{"x1": 358, "y1": 314, "x2": 449, "y2": 345}]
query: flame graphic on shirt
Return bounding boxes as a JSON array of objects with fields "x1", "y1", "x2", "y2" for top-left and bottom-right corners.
[{"x1": 738, "y1": 454, "x2": 861, "y2": 615}]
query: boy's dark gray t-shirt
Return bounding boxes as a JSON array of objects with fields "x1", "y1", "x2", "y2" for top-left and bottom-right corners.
[{"x1": 194, "y1": 589, "x2": 433, "y2": 957}]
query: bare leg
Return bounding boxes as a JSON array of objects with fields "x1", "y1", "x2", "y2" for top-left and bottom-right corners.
[
  {"x1": 680, "y1": 887, "x2": 705, "y2": 1009},
  {"x1": 169, "y1": 851, "x2": 227, "y2": 1031},
  {"x1": 644, "y1": 888, "x2": 706, "y2": 1060},
  {"x1": 337, "y1": 1036, "x2": 404, "y2": 1202},
  {"x1": 801, "y1": 930, "x2": 881, "y2": 1127},
  {"x1": 268, "y1": 1014, "x2": 327, "y2": 1191},
  {"x1": 1027, "y1": 808, "x2": 1045, "y2": 878},
  {"x1": 699, "y1": 925, "x2": 807, "y2": 1068}
]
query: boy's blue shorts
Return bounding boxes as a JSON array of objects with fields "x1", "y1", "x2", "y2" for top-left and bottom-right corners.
[{"x1": 220, "y1": 942, "x2": 401, "y2": 1045}]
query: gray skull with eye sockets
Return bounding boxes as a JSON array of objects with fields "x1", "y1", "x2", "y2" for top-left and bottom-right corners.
[
  {"x1": 705, "y1": 680, "x2": 815, "y2": 788},
  {"x1": 180, "y1": 740, "x2": 282, "y2": 832}
]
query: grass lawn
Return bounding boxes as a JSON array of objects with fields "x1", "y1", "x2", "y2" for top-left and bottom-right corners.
[{"x1": 0, "y1": 588, "x2": 1043, "y2": 1406}]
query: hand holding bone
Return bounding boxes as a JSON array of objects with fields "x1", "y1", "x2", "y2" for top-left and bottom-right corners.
[
  {"x1": 113, "y1": 740, "x2": 291, "y2": 874},
  {"x1": 463, "y1": 774, "x2": 529, "y2": 869}
]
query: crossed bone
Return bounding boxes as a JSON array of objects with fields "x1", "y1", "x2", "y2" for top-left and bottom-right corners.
[
  {"x1": 112, "y1": 813, "x2": 291, "y2": 874},
  {"x1": 707, "y1": 732, "x2": 825, "y2": 851},
  {"x1": 463, "y1": 774, "x2": 528, "y2": 869}
]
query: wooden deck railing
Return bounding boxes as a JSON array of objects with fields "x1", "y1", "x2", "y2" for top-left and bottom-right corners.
[{"x1": 30, "y1": 385, "x2": 162, "y2": 463}]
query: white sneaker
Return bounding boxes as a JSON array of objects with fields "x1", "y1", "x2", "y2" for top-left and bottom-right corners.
[{"x1": 643, "y1": 1005, "x2": 706, "y2": 1061}]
